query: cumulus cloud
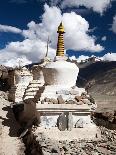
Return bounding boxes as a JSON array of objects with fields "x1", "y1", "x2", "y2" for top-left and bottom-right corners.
[
  {"x1": 23, "y1": 4, "x2": 103, "y2": 51},
  {"x1": 111, "y1": 15, "x2": 116, "y2": 33},
  {"x1": 101, "y1": 36, "x2": 107, "y2": 41},
  {"x1": 61, "y1": 0, "x2": 112, "y2": 15},
  {"x1": 0, "y1": 24, "x2": 22, "y2": 33},
  {"x1": 77, "y1": 55, "x2": 90, "y2": 62},
  {"x1": 69, "y1": 56, "x2": 77, "y2": 61},
  {"x1": 0, "y1": 4, "x2": 103, "y2": 67},
  {"x1": 69, "y1": 55, "x2": 90, "y2": 62},
  {"x1": 102, "y1": 52, "x2": 116, "y2": 61},
  {"x1": 3, "y1": 56, "x2": 32, "y2": 68},
  {"x1": 69, "y1": 53, "x2": 116, "y2": 63},
  {"x1": 9, "y1": 0, "x2": 114, "y2": 15},
  {"x1": 0, "y1": 39, "x2": 55, "y2": 67}
]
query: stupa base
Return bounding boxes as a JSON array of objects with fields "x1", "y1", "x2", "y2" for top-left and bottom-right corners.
[{"x1": 34, "y1": 125, "x2": 100, "y2": 141}]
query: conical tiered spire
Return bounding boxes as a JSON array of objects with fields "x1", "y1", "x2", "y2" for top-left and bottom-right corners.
[{"x1": 56, "y1": 22, "x2": 65, "y2": 56}]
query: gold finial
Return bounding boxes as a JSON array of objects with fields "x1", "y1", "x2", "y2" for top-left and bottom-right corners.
[
  {"x1": 57, "y1": 22, "x2": 65, "y2": 33},
  {"x1": 56, "y1": 22, "x2": 65, "y2": 56}
]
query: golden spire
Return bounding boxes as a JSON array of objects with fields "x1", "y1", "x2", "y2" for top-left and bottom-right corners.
[{"x1": 56, "y1": 22, "x2": 65, "y2": 56}]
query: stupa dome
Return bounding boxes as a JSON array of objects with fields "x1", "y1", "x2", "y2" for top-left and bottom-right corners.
[{"x1": 43, "y1": 60, "x2": 79, "y2": 87}]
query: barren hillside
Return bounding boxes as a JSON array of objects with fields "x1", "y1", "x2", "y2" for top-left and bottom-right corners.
[{"x1": 77, "y1": 61, "x2": 116, "y2": 111}]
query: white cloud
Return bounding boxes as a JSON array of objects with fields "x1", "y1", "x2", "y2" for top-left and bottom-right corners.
[
  {"x1": 3, "y1": 56, "x2": 32, "y2": 68},
  {"x1": 69, "y1": 55, "x2": 90, "y2": 62},
  {"x1": 23, "y1": 5, "x2": 103, "y2": 51},
  {"x1": 101, "y1": 36, "x2": 107, "y2": 41},
  {"x1": 111, "y1": 15, "x2": 116, "y2": 33},
  {"x1": 0, "y1": 24, "x2": 22, "y2": 33},
  {"x1": 0, "y1": 39, "x2": 55, "y2": 67},
  {"x1": 0, "y1": 4, "x2": 103, "y2": 67},
  {"x1": 61, "y1": 0, "x2": 112, "y2": 15},
  {"x1": 69, "y1": 56, "x2": 77, "y2": 61},
  {"x1": 77, "y1": 55, "x2": 90, "y2": 62},
  {"x1": 69, "y1": 53, "x2": 116, "y2": 63},
  {"x1": 102, "y1": 52, "x2": 116, "y2": 61}
]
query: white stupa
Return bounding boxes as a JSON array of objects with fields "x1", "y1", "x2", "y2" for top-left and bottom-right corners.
[
  {"x1": 23, "y1": 22, "x2": 98, "y2": 139},
  {"x1": 38, "y1": 22, "x2": 82, "y2": 101}
]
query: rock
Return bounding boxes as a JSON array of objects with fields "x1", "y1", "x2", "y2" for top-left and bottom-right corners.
[
  {"x1": 82, "y1": 99, "x2": 92, "y2": 105},
  {"x1": 75, "y1": 96, "x2": 82, "y2": 102},
  {"x1": 56, "y1": 90, "x2": 63, "y2": 94},
  {"x1": 88, "y1": 95, "x2": 95, "y2": 104},
  {"x1": 66, "y1": 100, "x2": 76, "y2": 104},
  {"x1": 50, "y1": 98, "x2": 58, "y2": 104},
  {"x1": 63, "y1": 90, "x2": 70, "y2": 95},
  {"x1": 44, "y1": 98, "x2": 50, "y2": 102},
  {"x1": 97, "y1": 147, "x2": 110, "y2": 154},
  {"x1": 51, "y1": 148, "x2": 59, "y2": 153},
  {"x1": 56, "y1": 90, "x2": 70, "y2": 95},
  {"x1": 76, "y1": 101, "x2": 83, "y2": 105},
  {"x1": 75, "y1": 118, "x2": 85, "y2": 128},
  {"x1": 0, "y1": 91, "x2": 8, "y2": 100},
  {"x1": 41, "y1": 100, "x2": 44, "y2": 104},
  {"x1": 57, "y1": 95, "x2": 65, "y2": 104},
  {"x1": 102, "y1": 111, "x2": 114, "y2": 122},
  {"x1": 81, "y1": 92, "x2": 87, "y2": 96},
  {"x1": 42, "y1": 150, "x2": 51, "y2": 155},
  {"x1": 57, "y1": 113, "x2": 67, "y2": 131},
  {"x1": 67, "y1": 112, "x2": 73, "y2": 131},
  {"x1": 48, "y1": 102, "x2": 53, "y2": 104},
  {"x1": 70, "y1": 90, "x2": 79, "y2": 95}
]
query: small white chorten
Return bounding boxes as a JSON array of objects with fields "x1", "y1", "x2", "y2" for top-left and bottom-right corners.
[{"x1": 35, "y1": 23, "x2": 97, "y2": 134}]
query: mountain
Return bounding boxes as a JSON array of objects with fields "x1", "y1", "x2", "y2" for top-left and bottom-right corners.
[{"x1": 77, "y1": 61, "x2": 116, "y2": 111}]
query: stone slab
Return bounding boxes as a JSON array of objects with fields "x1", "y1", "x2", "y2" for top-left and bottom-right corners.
[
  {"x1": 36, "y1": 104, "x2": 91, "y2": 112},
  {"x1": 34, "y1": 125, "x2": 101, "y2": 141}
]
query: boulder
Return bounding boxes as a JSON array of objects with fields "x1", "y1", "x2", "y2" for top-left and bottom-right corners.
[
  {"x1": 57, "y1": 113, "x2": 67, "y2": 131},
  {"x1": 75, "y1": 118, "x2": 85, "y2": 128},
  {"x1": 44, "y1": 98, "x2": 50, "y2": 102},
  {"x1": 56, "y1": 90, "x2": 70, "y2": 95},
  {"x1": 75, "y1": 96, "x2": 82, "y2": 102},
  {"x1": 76, "y1": 101, "x2": 84, "y2": 105},
  {"x1": 70, "y1": 90, "x2": 79, "y2": 95},
  {"x1": 50, "y1": 98, "x2": 58, "y2": 104},
  {"x1": 41, "y1": 100, "x2": 44, "y2": 104},
  {"x1": 57, "y1": 95, "x2": 65, "y2": 104},
  {"x1": 88, "y1": 95, "x2": 95, "y2": 104},
  {"x1": 82, "y1": 99, "x2": 92, "y2": 105},
  {"x1": 66, "y1": 100, "x2": 76, "y2": 104}
]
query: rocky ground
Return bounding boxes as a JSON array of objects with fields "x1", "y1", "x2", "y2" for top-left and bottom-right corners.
[
  {"x1": 23, "y1": 125, "x2": 116, "y2": 155},
  {"x1": 0, "y1": 63, "x2": 116, "y2": 155},
  {"x1": 0, "y1": 91, "x2": 25, "y2": 155}
]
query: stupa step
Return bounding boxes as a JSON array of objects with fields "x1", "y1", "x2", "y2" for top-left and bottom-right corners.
[
  {"x1": 25, "y1": 87, "x2": 39, "y2": 92},
  {"x1": 24, "y1": 96, "x2": 34, "y2": 100},
  {"x1": 24, "y1": 92, "x2": 37, "y2": 96},
  {"x1": 29, "y1": 80, "x2": 42, "y2": 84},
  {"x1": 28, "y1": 85, "x2": 41, "y2": 88}
]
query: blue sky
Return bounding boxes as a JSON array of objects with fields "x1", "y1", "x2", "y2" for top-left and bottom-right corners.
[{"x1": 0, "y1": 0, "x2": 116, "y2": 67}]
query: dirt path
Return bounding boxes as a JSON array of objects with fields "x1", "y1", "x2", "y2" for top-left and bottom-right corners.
[{"x1": 0, "y1": 92, "x2": 25, "y2": 155}]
